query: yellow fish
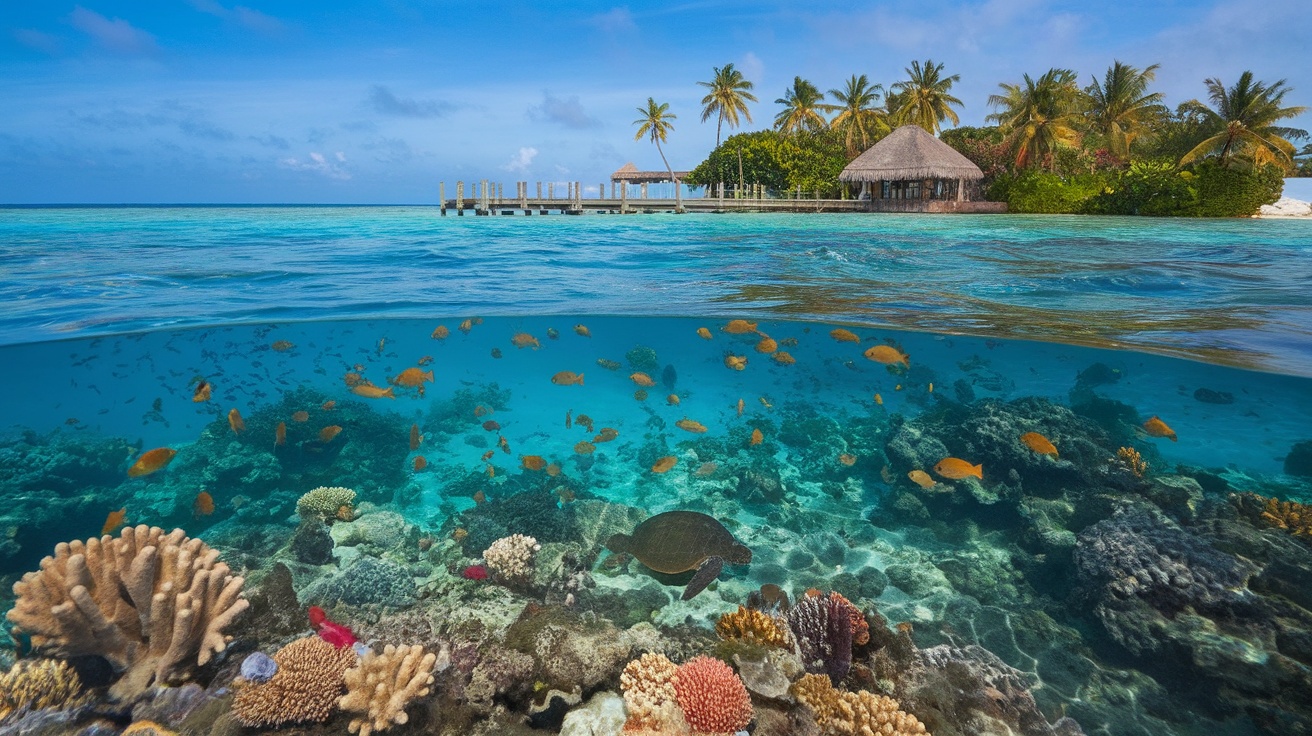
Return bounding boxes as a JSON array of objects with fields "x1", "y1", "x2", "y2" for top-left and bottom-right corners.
[
  {"x1": 431, "y1": 325, "x2": 450, "y2": 340},
  {"x1": 755, "y1": 337, "x2": 778, "y2": 354},
  {"x1": 675, "y1": 417, "x2": 708, "y2": 434},
  {"x1": 651, "y1": 456, "x2": 678, "y2": 473},
  {"x1": 630, "y1": 372, "x2": 656, "y2": 387},
  {"x1": 723, "y1": 319, "x2": 757, "y2": 334},
  {"x1": 696, "y1": 327, "x2": 713, "y2": 340},
  {"x1": 724, "y1": 354, "x2": 747, "y2": 371},
  {"x1": 907, "y1": 470, "x2": 938, "y2": 489},
  {"x1": 750, "y1": 428, "x2": 763, "y2": 446},
  {"x1": 874, "y1": 393, "x2": 883, "y2": 405},
  {"x1": 829, "y1": 328, "x2": 860, "y2": 343},
  {"x1": 574, "y1": 324, "x2": 591, "y2": 337}
]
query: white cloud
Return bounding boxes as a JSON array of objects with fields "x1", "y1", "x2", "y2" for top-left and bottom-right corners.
[
  {"x1": 70, "y1": 6, "x2": 158, "y2": 56},
  {"x1": 279, "y1": 151, "x2": 350, "y2": 180},
  {"x1": 501, "y1": 146, "x2": 538, "y2": 173},
  {"x1": 738, "y1": 52, "x2": 765, "y2": 90},
  {"x1": 188, "y1": 0, "x2": 284, "y2": 34},
  {"x1": 590, "y1": 7, "x2": 636, "y2": 33},
  {"x1": 527, "y1": 92, "x2": 600, "y2": 129}
]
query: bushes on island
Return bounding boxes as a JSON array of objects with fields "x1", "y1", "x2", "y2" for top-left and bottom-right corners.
[{"x1": 684, "y1": 130, "x2": 852, "y2": 198}]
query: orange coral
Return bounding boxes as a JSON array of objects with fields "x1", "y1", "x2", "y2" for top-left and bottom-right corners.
[
  {"x1": 672, "y1": 656, "x2": 753, "y2": 735},
  {"x1": 232, "y1": 637, "x2": 356, "y2": 727},
  {"x1": 1234, "y1": 492, "x2": 1312, "y2": 543},
  {"x1": 715, "y1": 606, "x2": 790, "y2": 648},
  {"x1": 1115, "y1": 447, "x2": 1147, "y2": 477},
  {"x1": 792, "y1": 673, "x2": 930, "y2": 735}
]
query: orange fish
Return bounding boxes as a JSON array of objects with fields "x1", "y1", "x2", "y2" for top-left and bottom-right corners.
[
  {"x1": 934, "y1": 457, "x2": 983, "y2": 480},
  {"x1": 574, "y1": 441, "x2": 596, "y2": 455},
  {"x1": 193, "y1": 491, "x2": 215, "y2": 517},
  {"x1": 192, "y1": 381, "x2": 212, "y2": 403},
  {"x1": 319, "y1": 425, "x2": 343, "y2": 442},
  {"x1": 102, "y1": 507, "x2": 127, "y2": 536},
  {"x1": 565, "y1": 410, "x2": 572, "y2": 429},
  {"x1": 483, "y1": 420, "x2": 501, "y2": 431},
  {"x1": 391, "y1": 368, "x2": 434, "y2": 387},
  {"x1": 511, "y1": 333, "x2": 540, "y2": 349},
  {"x1": 481, "y1": 450, "x2": 495, "y2": 461},
  {"x1": 128, "y1": 447, "x2": 177, "y2": 478},
  {"x1": 630, "y1": 372, "x2": 656, "y2": 388},
  {"x1": 521, "y1": 455, "x2": 547, "y2": 471},
  {"x1": 574, "y1": 324, "x2": 591, "y2": 337},
  {"x1": 594, "y1": 427, "x2": 619, "y2": 443},
  {"x1": 459, "y1": 318, "x2": 474, "y2": 334},
  {"x1": 546, "y1": 463, "x2": 561, "y2": 477},
  {"x1": 667, "y1": 394, "x2": 680, "y2": 406},
  {"x1": 755, "y1": 337, "x2": 778, "y2": 354},
  {"x1": 696, "y1": 327, "x2": 713, "y2": 340},
  {"x1": 271, "y1": 340, "x2": 294, "y2": 352},
  {"x1": 292, "y1": 411, "x2": 309, "y2": 422},
  {"x1": 1020, "y1": 432, "x2": 1058, "y2": 457},
  {"x1": 351, "y1": 384, "x2": 396, "y2": 399},
  {"x1": 474, "y1": 405, "x2": 489, "y2": 417},
  {"x1": 322, "y1": 400, "x2": 336, "y2": 411},
  {"x1": 552, "y1": 371, "x2": 585, "y2": 386},
  {"x1": 750, "y1": 428, "x2": 763, "y2": 446},
  {"x1": 864, "y1": 345, "x2": 909, "y2": 366},
  {"x1": 839, "y1": 453, "x2": 857, "y2": 466},
  {"x1": 676, "y1": 418, "x2": 707, "y2": 434},
  {"x1": 1143, "y1": 416, "x2": 1177, "y2": 442},
  {"x1": 829, "y1": 328, "x2": 860, "y2": 343},
  {"x1": 413, "y1": 455, "x2": 427, "y2": 471},
  {"x1": 736, "y1": 398, "x2": 744, "y2": 416},
  {"x1": 724, "y1": 354, "x2": 747, "y2": 371},
  {"x1": 907, "y1": 470, "x2": 937, "y2": 489},
  {"x1": 651, "y1": 456, "x2": 678, "y2": 473},
  {"x1": 575, "y1": 414, "x2": 595, "y2": 432},
  {"x1": 723, "y1": 319, "x2": 757, "y2": 334},
  {"x1": 874, "y1": 393, "x2": 883, "y2": 405},
  {"x1": 228, "y1": 409, "x2": 245, "y2": 434},
  {"x1": 498, "y1": 435, "x2": 511, "y2": 453},
  {"x1": 772, "y1": 351, "x2": 795, "y2": 365},
  {"x1": 410, "y1": 424, "x2": 422, "y2": 450},
  {"x1": 275, "y1": 422, "x2": 286, "y2": 447},
  {"x1": 431, "y1": 325, "x2": 450, "y2": 340},
  {"x1": 474, "y1": 489, "x2": 487, "y2": 504}
]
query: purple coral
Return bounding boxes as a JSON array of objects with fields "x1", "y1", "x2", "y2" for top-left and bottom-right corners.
[{"x1": 786, "y1": 592, "x2": 856, "y2": 683}]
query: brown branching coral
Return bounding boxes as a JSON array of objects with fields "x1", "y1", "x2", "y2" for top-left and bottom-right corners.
[
  {"x1": 6, "y1": 526, "x2": 248, "y2": 699},
  {"x1": 792, "y1": 673, "x2": 930, "y2": 736},
  {"x1": 715, "y1": 605, "x2": 790, "y2": 648},
  {"x1": 339, "y1": 644, "x2": 437, "y2": 736},
  {"x1": 0, "y1": 659, "x2": 85, "y2": 721},
  {"x1": 232, "y1": 636, "x2": 357, "y2": 727},
  {"x1": 1115, "y1": 447, "x2": 1147, "y2": 478},
  {"x1": 1233, "y1": 492, "x2": 1312, "y2": 543}
]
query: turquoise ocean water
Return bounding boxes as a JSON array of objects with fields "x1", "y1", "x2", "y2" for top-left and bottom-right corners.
[{"x1": 2, "y1": 207, "x2": 1312, "y2": 736}]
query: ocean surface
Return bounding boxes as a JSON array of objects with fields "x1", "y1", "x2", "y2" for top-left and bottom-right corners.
[{"x1": 1, "y1": 208, "x2": 1311, "y2": 736}]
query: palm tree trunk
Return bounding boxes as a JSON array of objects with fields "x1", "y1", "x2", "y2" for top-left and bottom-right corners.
[
  {"x1": 716, "y1": 114, "x2": 723, "y2": 148},
  {"x1": 656, "y1": 139, "x2": 681, "y2": 213}
]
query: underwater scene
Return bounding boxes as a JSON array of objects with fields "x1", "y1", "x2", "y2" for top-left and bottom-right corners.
[{"x1": 2, "y1": 315, "x2": 1311, "y2": 736}]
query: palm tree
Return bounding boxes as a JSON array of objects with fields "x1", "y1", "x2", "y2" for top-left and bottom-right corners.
[
  {"x1": 773, "y1": 77, "x2": 827, "y2": 134},
  {"x1": 987, "y1": 68, "x2": 1084, "y2": 170},
  {"x1": 890, "y1": 59, "x2": 963, "y2": 134},
  {"x1": 697, "y1": 63, "x2": 757, "y2": 147},
  {"x1": 1085, "y1": 61, "x2": 1165, "y2": 160},
  {"x1": 1180, "y1": 71, "x2": 1309, "y2": 170},
  {"x1": 824, "y1": 74, "x2": 889, "y2": 156},
  {"x1": 633, "y1": 97, "x2": 680, "y2": 210}
]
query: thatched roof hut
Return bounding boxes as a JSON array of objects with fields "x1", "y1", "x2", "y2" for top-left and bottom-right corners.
[
  {"x1": 839, "y1": 125, "x2": 983, "y2": 184},
  {"x1": 610, "y1": 162, "x2": 691, "y2": 184}
]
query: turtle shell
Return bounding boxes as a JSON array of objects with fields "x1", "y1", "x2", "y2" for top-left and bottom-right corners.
[{"x1": 606, "y1": 510, "x2": 751, "y2": 573}]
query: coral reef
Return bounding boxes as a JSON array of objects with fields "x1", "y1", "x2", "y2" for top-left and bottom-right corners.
[
  {"x1": 6, "y1": 526, "x2": 247, "y2": 699},
  {"x1": 786, "y1": 591, "x2": 866, "y2": 683},
  {"x1": 716, "y1": 605, "x2": 791, "y2": 648},
  {"x1": 483, "y1": 533, "x2": 541, "y2": 583},
  {"x1": 297, "y1": 485, "x2": 357, "y2": 521},
  {"x1": 0, "y1": 658, "x2": 85, "y2": 721},
  {"x1": 1114, "y1": 446, "x2": 1147, "y2": 478},
  {"x1": 672, "y1": 655, "x2": 754, "y2": 735},
  {"x1": 231, "y1": 636, "x2": 357, "y2": 727},
  {"x1": 792, "y1": 673, "x2": 928, "y2": 735},
  {"x1": 303, "y1": 555, "x2": 417, "y2": 608},
  {"x1": 620, "y1": 652, "x2": 687, "y2": 733},
  {"x1": 1232, "y1": 492, "x2": 1312, "y2": 543},
  {"x1": 339, "y1": 643, "x2": 437, "y2": 736}
]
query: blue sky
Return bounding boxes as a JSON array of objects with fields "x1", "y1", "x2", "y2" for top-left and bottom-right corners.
[{"x1": 2, "y1": 0, "x2": 1307, "y2": 203}]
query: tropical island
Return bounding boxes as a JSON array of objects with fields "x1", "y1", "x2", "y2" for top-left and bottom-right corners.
[{"x1": 629, "y1": 59, "x2": 1310, "y2": 217}]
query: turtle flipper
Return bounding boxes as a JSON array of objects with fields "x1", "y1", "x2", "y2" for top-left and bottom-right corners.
[{"x1": 681, "y1": 556, "x2": 724, "y2": 600}]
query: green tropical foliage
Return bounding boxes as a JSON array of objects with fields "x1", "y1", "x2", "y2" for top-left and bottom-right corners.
[
  {"x1": 1179, "y1": 71, "x2": 1309, "y2": 169},
  {"x1": 633, "y1": 97, "x2": 677, "y2": 183},
  {"x1": 773, "y1": 77, "x2": 827, "y2": 134},
  {"x1": 1085, "y1": 61, "x2": 1166, "y2": 160},
  {"x1": 697, "y1": 64, "x2": 757, "y2": 147},
  {"x1": 823, "y1": 74, "x2": 889, "y2": 156},
  {"x1": 987, "y1": 68, "x2": 1085, "y2": 170},
  {"x1": 683, "y1": 130, "x2": 849, "y2": 197},
  {"x1": 890, "y1": 59, "x2": 963, "y2": 134}
]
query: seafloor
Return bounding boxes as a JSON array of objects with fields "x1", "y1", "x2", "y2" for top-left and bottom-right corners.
[{"x1": 1, "y1": 316, "x2": 1310, "y2": 736}]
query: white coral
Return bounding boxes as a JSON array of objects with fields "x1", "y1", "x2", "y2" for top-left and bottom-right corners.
[
  {"x1": 482, "y1": 534, "x2": 540, "y2": 581},
  {"x1": 339, "y1": 644, "x2": 437, "y2": 736}
]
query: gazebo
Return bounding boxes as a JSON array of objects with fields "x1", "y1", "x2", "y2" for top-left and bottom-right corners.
[
  {"x1": 609, "y1": 162, "x2": 690, "y2": 184},
  {"x1": 839, "y1": 125, "x2": 1002, "y2": 212}
]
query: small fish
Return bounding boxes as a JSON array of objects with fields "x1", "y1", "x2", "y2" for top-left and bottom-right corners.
[
  {"x1": 755, "y1": 337, "x2": 778, "y2": 354},
  {"x1": 556, "y1": 486, "x2": 575, "y2": 503},
  {"x1": 410, "y1": 423, "x2": 422, "y2": 450},
  {"x1": 934, "y1": 457, "x2": 983, "y2": 480},
  {"x1": 483, "y1": 420, "x2": 501, "y2": 431},
  {"x1": 474, "y1": 405, "x2": 489, "y2": 417},
  {"x1": 193, "y1": 491, "x2": 214, "y2": 517},
  {"x1": 102, "y1": 507, "x2": 127, "y2": 536},
  {"x1": 737, "y1": 398, "x2": 744, "y2": 416},
  {"x1": 546, "y1": 463, "x2": 561, "y2": 476},
  {"x1": 319, "y1": 425, "x2": 343, "y2": 442},
  {"x1": 597, "y1": 358, "x2": 622, "y2": 371},
  {"x1": 481, "y1": 450, "x2": 495, "y2": 461},
  {"x1": 839, "y1": 453, "x2": 857, "y2": 466},
  {"x1": 880, "y1": 465, "x2": 895, "y2": 483},
  {"x1": 417, "y1": 355, "x2": 434, "y2": 366},
  {"x1": 574, "y1": 324, "x2": 591, "y2": 338},
  {"x1": 275, "y1": 422, "x2": 286, "y2": 446},
  {"x1": 675, "y1": 418, "x2": 708, "y2": 434},
  {"x1": 634, "y1": 389, "x2": 648, "y2": 401},
  {"x1": 630, "y1": 372, "x2": 656, "y2": 387},
  {"x1": 1020, "y1": 431, "x2": 1058, "y2": 457},
  {"x1": 321, "y1": 400, "x2": 336, "y2": 411},
  {"x1": 431, "y1": 325, "x2": 450, "y2": 340},
  {"x1": 750, "y1": 428, "x2": 763, "y2": 446},
  {"x1": 694, "y1": 462, "x2": 718, "y2": 476},
  {"x1": 594, "y1": 427, "x2": 619, "y2": 443},
  {"x1": 343, "y1": 372, "x2": 365, "y2": 387},
  {"x1": 759, "y1": 397, "x2": 773, "y2": 409},
  {"x1": 908, "y1": 470, "x2": 938, "y2": 489},
  {"x1": 485, "y1": 465, "x2": 495, "y2": 479},
  {"x1": 351, "y1": 384, "x2": 396, "y2": 399},
  {"x1": 292, "y1": 411, "x2": 309, "y2": 422},
  {"x1": 521, "y1": 455, "x2": 547, "y2": 471},
  {"x1": 413, "y1": 455, "x2": 427, "y2": 471},
  {"x1": 651, "y1": 456, "x2": 678, "y2": 473},
  {"x1": 779, "y1": 337, "x2": 799, "y2": 347},
  {"x1": 667, "y1": 394, "x2": 680, "y2": 406},
  {"x1": 271, "y1": 340, "x2": 294, "y2": 352},
  {"x1": 830, "y1": 328, "x2": 860, "y2": 343},
  {"x1": 228, "y1": 408, "x2": 245, "y2": 434},
  {"x1": 895, "y1": 384, "x2": 903, "y2": 391},
  {"x1": 864, "y1": 345, "x2": 909, "y2": 366},
  {"x1": 551, "y1": 371, "x2": 585, "y2": 386},
  {"x1": 392, "y1": 368, "x2": 434, "y2": 387},
  {"x1": 474, "y1": 489, "x2": 486, "y2": 504},
  {"x1": 928, "y1": 382, "x2": 934, "y2": 393},
  {"x1": 192, "y1": 380, "x2": 212, "y2": 402},
  {"x1": 724, "y1": 354, "x2": 747, "y2": 371},
  {"x1": 459, "y1": 319, "x2": 474, "y2": 334},
  {"x1": 1142, "y1": 415, "x2": 1177, "y2": 442},
  {"x1": 574, "y1": 441, "x2": 596, "y2": 455},
  {"x1": 772, "y1": 351, "x2": 796, "y2": 365},
  {"x1": 874, "y1": 393, "x2": 883, "y2": 405},
  {"x1": 490, "y1": 348, "x2": 502, "y2": 359},
  {"x1": 498, "y1": 435, "x2": 511, "y2": 453},
  {"x1": 723, "y1": 319, "x2": 757, "y2": 334},
  {"x1": 547, "y1": 327, "x2": 560, "y2": 340},
  {"x1": 511, "y1": 333, "x2": 540, "y2": 349},
  {"x1": 565, "y1": 410, "x2": 572, "y2": 429},
  {"x1": 128, "y1": 447, "x2": 177, "y2": 478},
  {"x1": 575, "y1": 414, "x2": 595, "y2": 432},
  {"x1": 696, "y1": 327, "x2": 713, "y2": 340},
  {"x1": 376, "y1": 337, "x2": 386, "y2": 355}
]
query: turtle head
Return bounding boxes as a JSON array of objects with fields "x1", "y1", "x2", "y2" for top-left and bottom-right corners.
[
  {"x1": 604, "y1": 533, "x2": 631, "y2": 554},
  {"x1": 726, "y1": 542, "x2": 752, "y2": 565}
]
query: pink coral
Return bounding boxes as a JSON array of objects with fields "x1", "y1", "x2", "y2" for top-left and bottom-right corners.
[{"x1": 672, "y1": 655, "x2": 753, "y2": 735}]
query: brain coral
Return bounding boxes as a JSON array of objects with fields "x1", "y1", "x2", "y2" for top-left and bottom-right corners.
[
  {"x1": 297, "y1": 486, "x2": 357, "y2": 520},
  {"x1": 232, "y1": 636, "x2": 356, "y2": 727},
  {"x1": 671, "y1": 655, "x2": 753, "y2": 735},
  {"x1": 483, "y1": 533, "x2": 540, "y2": 582}
]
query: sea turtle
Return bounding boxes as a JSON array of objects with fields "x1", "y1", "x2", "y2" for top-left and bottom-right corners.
[{"x1": 605, "y1": 510, "x2": 752, "y2": 600}]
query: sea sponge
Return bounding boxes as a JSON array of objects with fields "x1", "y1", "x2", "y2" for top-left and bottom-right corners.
[
  {"x1": 482, "y1": 533, "x2": 540, "y2": 582},
  {"x1": 715, "y1": 605, "x2": 790, "y2": 648},
  {"x1": 0, "y1": 658, "x2": 85, "y2": 721},
  {"x1": 6, "y1": 526, "x2": 248, "y2": 699},
  {"x1": 792, "y1": 673, "x2": 929, "y2": 736},
  {"x1": 298, "y1": 486, "x2": 357, "y2": 521},
  {"x1": 339, "y1": 644, "x2": 437, "y2": 736},
  {"x1": 671, "y1": 655, "x2": 753, "y2": 735},
  {"x1": 232, "y1": 636, "x2": 357, "y2": 727},
  {"x1": 619, "y1": 652, "x2": 687, "y2": 733},
  {"x1": 786, "y1": 591, "x2": 866, "y2": 682}
]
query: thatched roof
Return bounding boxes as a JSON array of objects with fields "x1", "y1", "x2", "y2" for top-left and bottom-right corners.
[
  {"x1": 610, "y1": 162, "x2": 690, "y2": 183},
  {"x1": 839, "y1": 125, "x2": 984, "y2": 183}
]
